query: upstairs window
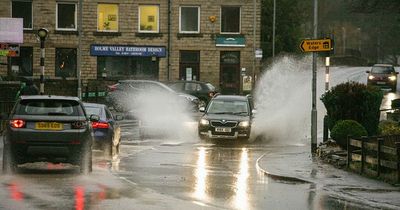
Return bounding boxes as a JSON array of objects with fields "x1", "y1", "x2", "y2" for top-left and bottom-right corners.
[
  {"x1": 97, "y1": 4, "x2": 118, "y2": 32},
  {"x1": 56, "y1": 3, "x2": 77, "y2": 30},
  {"x1": 179, "y1": 6, "x2": 200, "y2": 33},
  {"x1": 12, "y1": 1, "x2": 32, "y2": 29},
  {"x1": 221, "y1": 6, "x2": 240, "y2": 34},
  {"x1": 55, "y1": 48, "x2": 77, "y2": 78},
  {"x1": 139, "y1": 5, "x2": 159, "y2": 33}
]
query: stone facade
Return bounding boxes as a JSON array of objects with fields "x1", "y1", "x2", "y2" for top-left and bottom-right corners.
[{"x1": 0, "y1": 0, "x2": 261, "y2": 94}]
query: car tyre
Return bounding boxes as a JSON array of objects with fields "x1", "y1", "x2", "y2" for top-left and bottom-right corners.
[
  {"x1": 80, "y1": 144, "x2": 92, "y2": 174},
  {"x1": 2, "y1": 144, "x2": 16, "y2": 174}
]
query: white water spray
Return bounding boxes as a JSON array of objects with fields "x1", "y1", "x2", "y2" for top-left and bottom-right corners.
[{"x1": 253, "y1": 55, "x2": 327, "y2": 144}]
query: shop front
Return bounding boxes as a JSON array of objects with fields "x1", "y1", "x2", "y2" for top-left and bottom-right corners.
[{"x1": 90, "y1": 45, "x2": 166, "y2": 80}]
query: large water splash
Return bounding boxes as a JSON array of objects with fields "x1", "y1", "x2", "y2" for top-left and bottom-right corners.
[{"x1": 252, "y1": 55, "x2": 326, "y2": 144}]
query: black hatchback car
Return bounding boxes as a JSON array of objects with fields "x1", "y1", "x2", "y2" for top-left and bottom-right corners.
[
  {"x1": 198, "y1": 95, "x2": 255, "y2": 140},
  {"x1": 366, "y1": 64, "x2": 398, "y2": 92},
  {"x1": 1, "y1": 95, "x2": 97, "y2": 174},
  {"x1": 165, "y1": 80, "x2": 218, "y2": 106}
]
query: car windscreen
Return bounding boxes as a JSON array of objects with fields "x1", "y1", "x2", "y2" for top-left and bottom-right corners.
[
  {"x1": 16, "y1": 99, "x2": 84, "y2": 116},
  {"x1": 207, "y1": 100, "x2": 249, "y2": 114},
  {"x1": 84, "y1": 106, "x2": 102, "y2": 118},
  {"x1": 371, "y1": 66, "x2": 395, "y2": 74}
]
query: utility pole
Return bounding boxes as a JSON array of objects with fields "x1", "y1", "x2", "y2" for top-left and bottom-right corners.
[
  {"x1": 77, "y1": 0, "x2": 83, "y2": 99},
  {"x1": 37, "y1": 28, "x2": 48, "y2": 95},
  {"x1": 311, "y1": 0, "x2": 318, "y2": 154}
]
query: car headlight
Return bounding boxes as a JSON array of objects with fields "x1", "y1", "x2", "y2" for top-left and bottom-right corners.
[
  {"x1": 368, "y1": 75, "x2": 375, "y2": 80},
  {"x1": 389, "y1": 75, "x2": 397, "y2": 81},
  {"x1": 239, "y1": 121, "x2": 250, "y2": 127},
  {"x1": 199, "y1": 119, "x2": 209, "y2": 125}
]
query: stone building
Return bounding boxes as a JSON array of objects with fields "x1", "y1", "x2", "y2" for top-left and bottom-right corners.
[{"x1": 0, "y1": 0, "x2": 261, "y2": 95}]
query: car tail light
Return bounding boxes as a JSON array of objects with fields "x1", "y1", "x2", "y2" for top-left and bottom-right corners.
[
  {"x1": 71, "y1": 121, "x2": 88, "y2": 129},
  {"x1": 91, "y1": 122, "x2": 109, "y2": 129},
  {"x1": 10, "y1": 119, "x2": 25, "y2": 128},
  {"x1": 107, "y1": 84, "x2": 118, "y2": 92}
]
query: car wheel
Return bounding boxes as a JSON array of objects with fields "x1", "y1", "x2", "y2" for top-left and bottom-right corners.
[
  {"x1": 103, "y1": 142, "x2": 114, "y2": 157},
  {"x1": 2, "y1": 144, "x2": 17, "y2": 174},
  {"x1": 80, "y1": 143, "x2": 92, "y2": 174}
]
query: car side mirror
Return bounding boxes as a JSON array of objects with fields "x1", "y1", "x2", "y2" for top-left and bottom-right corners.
[
  {"x1": 366, "y1": 71, "x2": 370, "y2": 73},
  {"x1": 199, "y1": 107, "x2": 205, "y2": 112},
  {"x1": 115, "y1": 115, "x2": 124, "y2": 121},
  {"x1": 252, "y1": 109, "x2": 257, "y2": 115},
  {"x1": 89, "y1": 114, "x2": 100, "y2": 122}
]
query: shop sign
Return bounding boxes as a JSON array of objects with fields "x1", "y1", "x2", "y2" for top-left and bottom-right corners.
[
  {"x1": 0, "y1": 43, "x2": 19, "y2": 57},
  {"x1": 216, "y1": 36, "x2": 245, "y2": 47},
  {"x1": 90, "y1": 45, "x2": 166, "y2": 57}
]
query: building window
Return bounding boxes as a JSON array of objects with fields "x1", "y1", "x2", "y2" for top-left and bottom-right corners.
[
  {"x1": 221, "y1": 6, "x2": 240, "y2": 34},
  {"x1": 55, "y1": 48, "x2": 77, "y2": 78},
  {"x1": 179, "y1": 6, "x2": 200, "y2": 33},
  {"x1": 179, "y1": 51, "x2": 200, "y2": 81},
  {"x1": 12, "y1": 1, "x2": 32, "y2": 29},
  {"x1": 97, "y1": 57, "x2": 158, "y2": 79},
  {"x1": 11, "y1": 47, "x2": 33, "y2": 76},
  {"x1": 138, "y1": 5, "x2": 159, "y2": 33},
  {"x1": 56, "y1": 3, "x2": 77, "y2": 30},
  {"x1": 97, "y1": 4, "x2": 118, "y2": 31}
]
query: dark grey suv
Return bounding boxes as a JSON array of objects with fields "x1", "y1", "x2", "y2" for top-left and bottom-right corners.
[
  {"x1": 1, "y1": 95, "x2": 97, "y2": 174},
  {"x1": 198, "y1": 95, "x2": 255, "y2": 141}
]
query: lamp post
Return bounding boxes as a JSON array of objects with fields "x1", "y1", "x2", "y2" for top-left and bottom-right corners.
[{"x1": 37, "y1": 28, "x2": 48, "y2": 95}]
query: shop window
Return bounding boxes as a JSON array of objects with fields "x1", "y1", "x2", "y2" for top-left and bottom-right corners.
[
  {"x1": 12, "y1": 1, "x2": 32, "y2": 29},
  {"x1": 56, "y1": 3, "x2": 77, "y2": 30},
  {"x1": 11, "y1": 47, "x2": 33, "y2": 76},
  {"x1": 97, "y1": 57, "x2": 158, "y2": 79},
  {"x1": 179, "y1": 6, "x2": 200, "y2": 33},
  {"x1": 139, "y1": 5, "x2": 159, "y2": 33},
  {"x1": 180, "y1": 51, "x2": 200, "y2": 81},
  {"x1": 97, "y1": 4, "x2": 118, "y2": 31},
  {"x1": 55, "y1": 48, "x2": 77, "y2": 78},
  {"x1": 221, "y1": 6, "x2": 240, "y2": 34}
]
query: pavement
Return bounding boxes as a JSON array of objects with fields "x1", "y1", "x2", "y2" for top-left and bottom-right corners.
[{"x1": 256, "y1": 143, "x2": 400, "y2": 209}]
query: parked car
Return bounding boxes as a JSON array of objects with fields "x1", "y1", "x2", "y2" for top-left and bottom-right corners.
[
  {"x1": 366, "y1": 64, "x2": 398, "y2": 92},
  {"x1": 83, "y1": 102, "x2": 122, "y2": 157},
  {"x1": 165, "y1": 80, "x2": 218, "y2": 106},
  {"x1": 198, "y1": 94, "x2": 255, "y2": 141},
  {"x1": 1, "y1": 95, "x2": 98, "y2": 174},
  {"x1": 105, "y1": 80, "x2": 200, "y2": 115}
]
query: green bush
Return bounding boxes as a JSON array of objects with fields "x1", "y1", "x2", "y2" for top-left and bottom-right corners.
[
  {"x1": 378, "y1": 120, "x2": 400, "y2": 135},
  {"x1": 321, "y1": 81, "x2": 383, "y2": 136},
  {"x1": 331, "y1": 120, "x2": 368, "y2": 148}
]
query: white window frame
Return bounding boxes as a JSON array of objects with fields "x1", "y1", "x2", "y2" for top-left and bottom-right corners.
[
  {"x1": 179, "y1": 6, "x2": 200, "y2": 34},
  {"x1": 11, "y1": 0, "x2": 33, "y2": 30},
  {"x1": 56, "y1": 2, "x2": 77, "y2": 31},
  {"x1": 220, "y1": 6, "x2": 241, "y2": 34},
  {"x1": 138, "y1": 5, "x2": 160, "y2": 33},
  {"x1": 97, "y1": 3, "x2": 119, "y2": 32}
]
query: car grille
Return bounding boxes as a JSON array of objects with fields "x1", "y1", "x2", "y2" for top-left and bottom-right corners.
[{"x1": 210, "y1": 120, "x2": 237, "y2": 128}]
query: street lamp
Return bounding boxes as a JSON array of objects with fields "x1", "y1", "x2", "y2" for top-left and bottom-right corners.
[{"x1": 37, "y1": 28, "x2": 48, "y2": 95}]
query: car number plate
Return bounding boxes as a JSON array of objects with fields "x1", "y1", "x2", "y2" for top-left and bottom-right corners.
[
  {"x1": 215, "y1": 127, "x2": 231, "y2": 132},
  {"x1": 35, "y1": 122, "x2": 63, "y2": 130},
  {"x1": 377, "y1": 82, "x2": 386, "y2": 85}
]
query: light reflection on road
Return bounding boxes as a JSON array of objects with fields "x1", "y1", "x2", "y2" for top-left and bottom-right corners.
[
  {"x1": 233, "y1": 148, "x2": 250, "y2": 210},
  {"x1": 193, "y1": 147, "x2": 208, "y2": 201}
]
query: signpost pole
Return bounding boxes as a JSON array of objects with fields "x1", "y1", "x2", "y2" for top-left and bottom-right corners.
[
  {"x1": 311, "y1": 0, "x2": 318, "y2": 154},
  {"x1": 37, "y1": 28, "x2": 48, "y2": 95}
]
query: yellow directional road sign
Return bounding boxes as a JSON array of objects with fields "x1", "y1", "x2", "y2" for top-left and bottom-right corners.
[{"x1": 299, "y1": 38, "x2": 332, "y2": 52}]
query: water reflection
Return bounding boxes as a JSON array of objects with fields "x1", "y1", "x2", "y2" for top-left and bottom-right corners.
[
  {"x1": 193, "y1": 147, "x2": 208, "y2": 200},
  {"x1": 233, "y1": 148, "x2": 250, "y2": 210},
  {"x1": 192, "y1": 146, "x2": 251, "y2": 210}
]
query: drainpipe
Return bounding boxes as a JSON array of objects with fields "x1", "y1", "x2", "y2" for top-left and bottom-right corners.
[{"x1": 167, "y1": 0, "x2": 171, "y2": 81}]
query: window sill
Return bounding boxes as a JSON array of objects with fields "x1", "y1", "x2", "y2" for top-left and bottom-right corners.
[
  {"x1": 55, "y1": 30, "x2": 79, "y2": 35},
  {"x1": 23, "y1": 29, "x2": 35, "y2": 34},
  {"x1": 93, "y1": 31, "x2": 122, "y2": 36},
  {"x1": 177, "y1": 33, "x2": 203, "y2": 39},
  {"x1": 135, "y1": 33, "x2": 163, "y2": 38}
]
